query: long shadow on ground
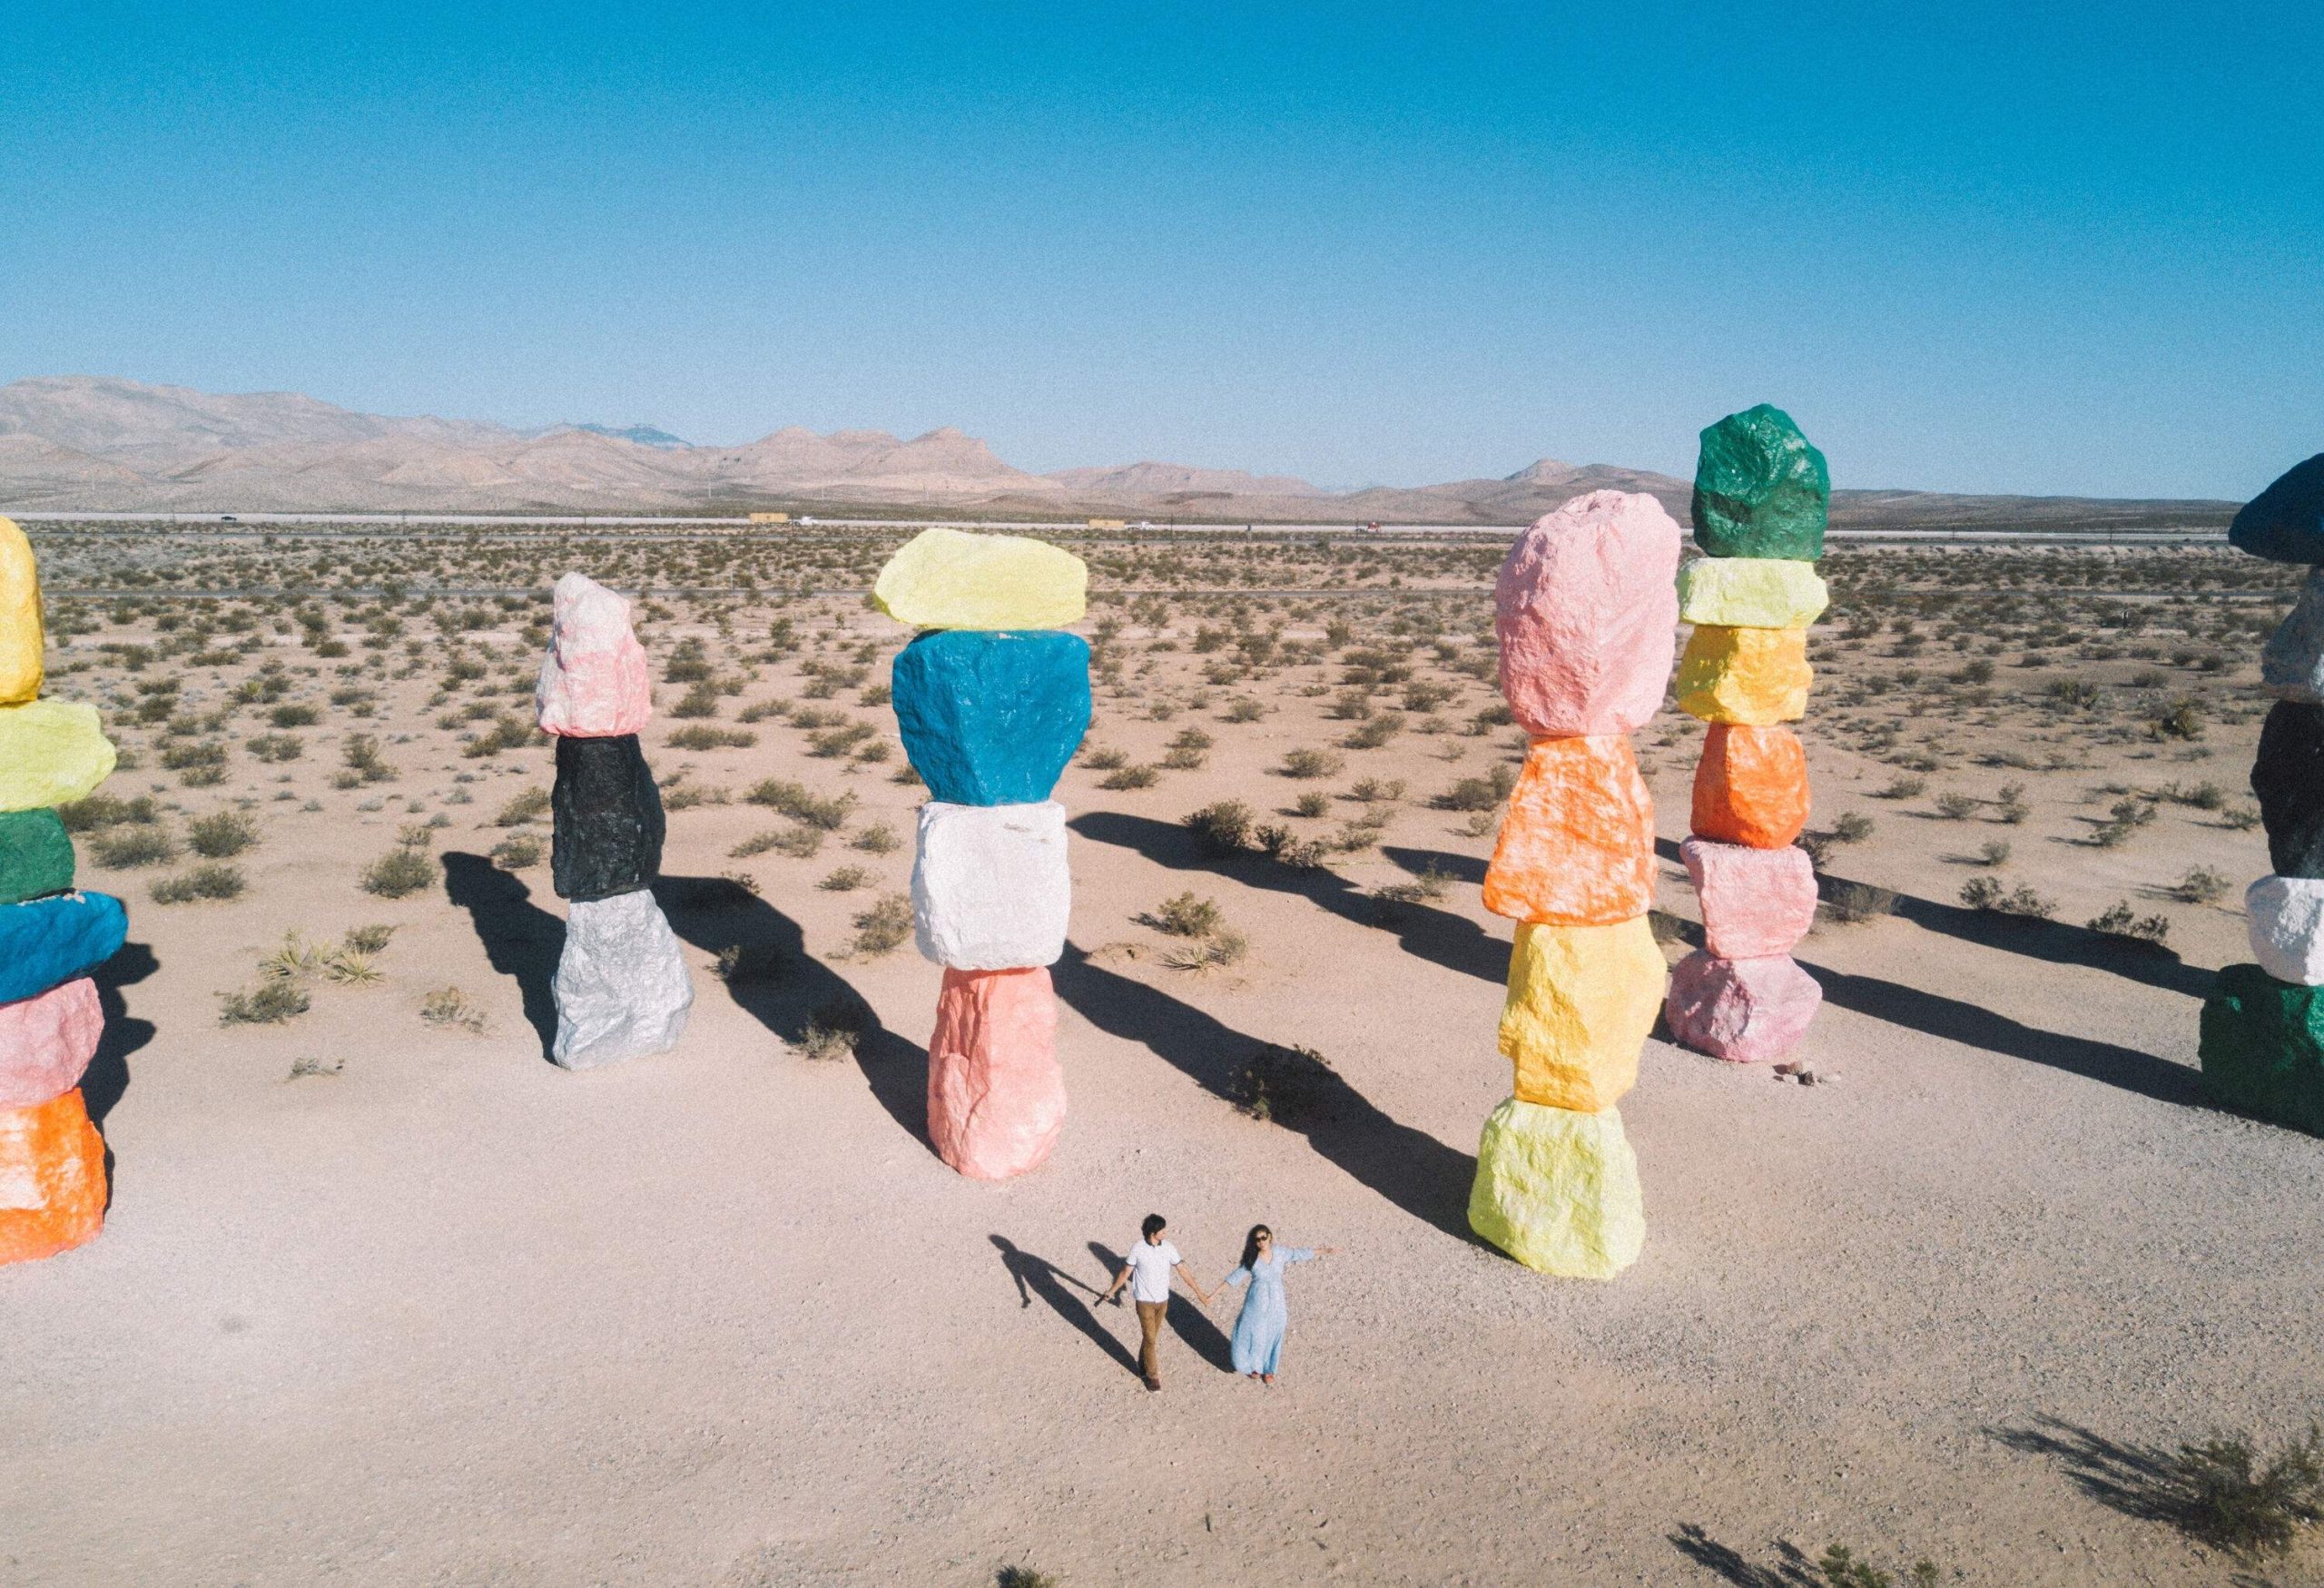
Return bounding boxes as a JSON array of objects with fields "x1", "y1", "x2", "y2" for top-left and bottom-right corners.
[
  {"x1": 1989, "y1": 1416, "x2": 2224, "y2": 1538},
  {"x1": 442, "y1": 853, "x2": 563, "y2": 1060},
  {"x1": 1667, "y1": 1525, "x2": 1823, "y2": 1586},
  {"x1": 1090, "y1": 1240, "x2": 1235, "y2": 1374},
  {"x1": 86, "y1": 940, "x2": 158, "y2": 1128},
  {"x1": 1051, "y1": 942, "x2": 1478, "y2": 1243},
  {"x1": 990, "y1": 1235, "x2": 1141, "y2": 1379}
]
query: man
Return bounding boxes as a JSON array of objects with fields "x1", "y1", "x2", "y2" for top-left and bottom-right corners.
[{"x1": 1099, "y1": 1213, "x2": 1212, "y2": 1391}]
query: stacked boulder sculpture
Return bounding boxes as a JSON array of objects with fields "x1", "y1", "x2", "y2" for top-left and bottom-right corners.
[
  {"x1": 0, "y1": 517, "x2": 125, "y2": 1266},
  {"x1": 1470, "y1": 491, "x2": 1679, "y2": 1278},
  {"x1": 2202, "y1": 454, "x2": 2324, "y2": 1136},
  {"x1": 1666, "y1": 405, "x2": 1829, "y2": 1063},
  {"x1": 876, "y1": 528, "x2": 1090, "y2": 1180},
  {"x1": 534, "y1": 572, "x2": 693, "y2": 1070}
]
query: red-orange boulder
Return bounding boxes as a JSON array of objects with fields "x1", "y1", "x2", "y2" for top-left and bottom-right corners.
[
  {"x1": 0, "y1": 1087, "x2": 106, "y2": 1267},
  {"x1": 1482, "y1": 736, "x2": 1658, "y2": 925},
  {"x1": 1691, "y1": 724, "x2": 1810, "y2": 849},
  {"x1": 927, "y1": 966, "x2": 1066, "y2": 1181}
]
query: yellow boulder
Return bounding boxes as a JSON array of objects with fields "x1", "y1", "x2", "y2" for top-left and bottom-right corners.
[
  {"x1": 1674, "y1": 624, "x2": 1810, "y2": 725},
  {"x1": 1498, "y1": 918, "x2": 1663, "y2": 1111},
  {"x1": 0, "y1": 518, "x2": 41, "y2": 705},
  {"x1": 1467, "y1": 1097, "x2": 1645, "y2": 1279},
  {"x1": 1676, "y1": 557, "x2": 1827, "y2": 629},
  {"x1": 872, "y1": 528, "x2": 1088, "y2": 630},
  {"x1": 0, "y1": 702, "x2": 116, "y2": 814}
]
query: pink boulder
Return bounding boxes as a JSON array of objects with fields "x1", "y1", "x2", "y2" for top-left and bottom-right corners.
[
  {"x1": 1665, "y1": 951, "x2": 1821, "y2": 1063},
  {"x1": 927, "y1": 966, "x2": 1066, "y2": 1180},
  {"x1": 535, "y1": 572, "x2": 652, "y2": 737},
  {"x1": 0, "y1": 977, "x2": 101, "y2": 1110},
  {"x1": 1681, "y1": 837, "x2": 1818, "y2": 959},
  {"x1": 1494, "y1": 490, "x2": 1682, "y2": 736}
]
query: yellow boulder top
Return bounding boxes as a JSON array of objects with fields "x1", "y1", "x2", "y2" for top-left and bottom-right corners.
[
  {"x1": 1674, "y1": 624, "x2": 1811, "y2": 725},
  {"x1": 872, "y1": 528, "x2": 1088, "y2": 630},
  {"x1": 0, "y1": 700, "x2": 116, "y2": 814},
  {"x1": 1497, "y1": 918, "x2": 1663, "y2": 1111},
  {"x1": 1677, "y1": 556, "x2": 1827, "y2": 630},
  {"x1": 0, "y1": 518, "x2": 42, "y2": 706},
  {"x1": 1467, "y1": 1098, "x2": 1645, "y2": 1280}
]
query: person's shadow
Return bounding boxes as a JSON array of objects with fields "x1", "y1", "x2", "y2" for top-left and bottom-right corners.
[
  {"x1": 441, "y1": 853, "x2": 564, "y2": 1060},
  {"x1": 990, "y1": 1235, "x2": 1141, "y2": 1379},
  {"x1": 1090, "y1": 1240, "x2": 1235, "y2": 1373}
]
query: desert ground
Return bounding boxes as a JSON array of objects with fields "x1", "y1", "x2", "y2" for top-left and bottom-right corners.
[{"x1": 3, "y1": 521, "x2": 2319, "y2": 1587}]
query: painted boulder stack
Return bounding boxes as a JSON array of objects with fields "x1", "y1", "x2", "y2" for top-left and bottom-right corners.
[
  {"x1": 534, "y1": 573, "x2": 693, "y2": 1070},
  {"x1": 1470, "y1": 490, "x2": 1678, "y2": 1279},
  {"x1": 878, "y1": 529, "x2": 1090, "y2": 1179},
  {"x1": 0, "y1": 516, "x2": 124, "y2": 1267},
  {"x1": 2201, "y1": 453, "x2": 2324, "y2": 1135},
  {"x1": 1668, "y1": 406, "x2": 1829, "y2": 1063}
]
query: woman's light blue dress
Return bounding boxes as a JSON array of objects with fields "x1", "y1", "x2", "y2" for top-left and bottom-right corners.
[{"x1": 1223, "y1": 1248, "x2": 1315, "y2": 1375}]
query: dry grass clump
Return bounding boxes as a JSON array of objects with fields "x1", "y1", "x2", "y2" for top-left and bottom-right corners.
[
  {"x1": 92, "y1": 824, "x2": 179, "y2": 868},
  {"x1": 188, "y1": 811, "x2": 259, "y2": 858},
  {"x1": 819, "y1": 865, "x2": 872, "y2": 892},
  {"x1": 419, "y1": 987, "x2": 488, "y2": 1033},
  {"x1": 733, "y1": 824, "x2": 824, "y2": 860},
  {"x1": 745, "y1": 778, "x2": 855, "y2": 830},
  {"x1": 494, "y1": 787, "x2": 551, "y2": 825},
  {"x1": 1228, "y1": 1043, "x2": 1336, "y2": 1123},
  {"x1": 58, "y1": 793, "x2": 163, "y2": 833},
  {"x1": 151, "y1": 863, "x2": 245, "y2": 904},
  {"x1": 850, "y1": 822, "x2": 900, "y2": 855},
  {"x1": 490, "y1": 833, "x2": 544, "y2": 869},
  {"x1": 1139, "y1": 892, "x2": 1223, "y2": 937},
  {"x1": 799, "y1": 995, "x2": 871, "y2": 1061},
  {"x1": 1184, "y1": 800, "x2": 1255, "y2": 858},
  {"x1": 849, "y1": 893, "x2": 913, "y2": 957},
  {"x1": 668, "y1": 725, "x2": 756, "y2": 751}
]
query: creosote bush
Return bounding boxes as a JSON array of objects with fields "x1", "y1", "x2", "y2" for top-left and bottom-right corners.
[
  {"x1": 188, "y1": 811, "x2": 259, "y2": 858},
  {"x1": 151, "y1": 863, "x2": 245, "y2": 903},
  {"x1": 1140, "y1": 892, "x2": 1224, "y2": 937},
  {"x1": 849, "y1": 893, "x2": 914, "y2": 957},
  {"x1": 361, "y1": 844, "x2": 438, "y2": 899},
  {"x1": 1184, "y1": 801, "x2": 1255, "y2": 858}
]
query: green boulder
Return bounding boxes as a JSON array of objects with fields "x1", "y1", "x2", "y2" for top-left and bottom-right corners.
[
  {"x1": 1691, "y1": 404, "x2": 1829, "y2": 559},
  {"x1": 0, "y1": 808, "x2": 74, "y2": 904},
  {"x1": 2200, "y1": 963, "x2": 2324, "y2": 1137}
]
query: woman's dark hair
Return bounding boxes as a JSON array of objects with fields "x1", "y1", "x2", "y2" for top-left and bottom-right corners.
[
  {"x1": 1240, "y1": 1225, "x2": 1272, "y2": 1270},
  {"x1": 1141, "y1": 1213, "x2": 1167, "y2": 1240}
]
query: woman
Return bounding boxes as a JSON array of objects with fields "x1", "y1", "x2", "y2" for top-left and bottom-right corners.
[{"x1": 1218, "y1": 1225, "x2": 1334, "y2": 1384}]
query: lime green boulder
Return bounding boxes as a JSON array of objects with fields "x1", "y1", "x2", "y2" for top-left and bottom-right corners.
[
  {"x1": 0, "y1": 701, "x2": 117, "y2": 813},
  {"x1": 2200, "y1": 963, "x2": 2324, "y2": 1137},
  {"x1": 1467, "y1": 1097, "x2": 1644, "y2": 1279},
  {"x1": 0, "y1": 810, "x2": 74, "y2": 904},
  {"x1": 1677, "y1": 557, "x2": 1827, "y2": 628},
  {"x1": 1691, "y1": 404, "x2": 1828, "y2": 560},
  {"x1": 873, "y1": 528, "x2": 1087, "y2": 630}
]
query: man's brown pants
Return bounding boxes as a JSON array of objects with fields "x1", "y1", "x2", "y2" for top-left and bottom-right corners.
[{"x1": 1136, "y1": 1300, "x2": 1167, "y2": 1384}]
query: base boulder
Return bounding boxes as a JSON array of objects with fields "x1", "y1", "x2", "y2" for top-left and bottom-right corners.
[
  {"x1": 1467, "y1": 1097, "x2": 1645, "y2": 1279},
  {"x1": 552, "y1": 890, "x2": 694, "y2": 1070},
  {"x1": 2199, "y1": 962, "x2": 2324, "y2": 1137},
  {"x1": 1665, "y1": 950, "x2": 1821, "y2": 1063}
]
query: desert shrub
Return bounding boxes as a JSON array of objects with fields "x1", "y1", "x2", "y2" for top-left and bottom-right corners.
[
  {"x1": 1141, "y1": 892, "x2": 1223, "y2": 937},
  {"x1": 2149, "y1": 697, "x2": 2206, "y2": 741},
  {"x1": 151, "y1": 863, "x2": 245, "y2": 903},
  {"x1": 495, "y1": 787, "x2": 551, "y2": 826},
  {"x1": 1099, "y1": 764, "x2": 1160, "y2": 790},
  {"x1": 1227, "y1": 1043, "x2": 1337, "y2": 1124},
  {"x1": 1185, "y1": 801, "x2": 1255, "y2": 857},
  {"x1": 1832, "y1": 811, "x2": 1876, "y2": 843},
  {"x1": 850, "y1": 822, "x2": 899, "y2": 854},
  {"x1": 799, "y1": 996, "x2": 871, "y2": 1061},
  {"x1": 343, "y1": 923, "x2": 396, "y2": 953},
  {"x1": 2224, "y1": 803, "x2": 2262, "y2": 831},
  {"x1": 2173, "y1": 865, "x2": 2230, "y2": 904},
  {"x1": 670, "y1": 683, "x2": 721, "y2": 719},
  {"x1": 1960, "y1": 876, "x2": 2054, "y2": 918},
  {"x1": 1343, "y1": 712, "x2": 1405, "y2": 749},
  {"x1": 1348, "y1": 777, "x2": 1404, "y2": 804},
  {"x1": 1161, "y1": 928, "x2": 1248, "y2": 972},
  {"x1": 2162, "y1": 1425, "x2": 2324, "y2": 1558},
  {"x1": 2160, "y1": 779, "x2": 2228, "y2": 811},
  {"x1": 1374, "y1": 863, "x2": 1454, "y2": 911},
  {"x1": 1975, "y1": 840, "x2": 2013, "y2": 867},
  {"x1": 58, "y1": 793, "x2": 161, "y2": 832},
  {"x1": 849, "y1": 893, "x2": 914, "y2": 957},
  {"x1": 419, "y1": 987, "x2": 487, "y2": 1032},
  {"x1": 1435, "y1": 764, "x2": 1517, "y2": 812},
  {"x1": 161, "y1": 738, "x2": 227, "y2": 776},
  {"x1": 361, "y1": 846, "x2": 438, "y2": 899},
  {"x1": 246, "y1": 733, "x2": 305, "y2": 763},
  {"x1": 1821, "y1": 881, "x2": 1897, "y2": 925},
  {"x1": 737, "y1": 698, "x2": 791, "y2": 724},
  {"x1": 745, "y1": 779, "x2": 855, "y2": 829},
  {"x1": 92, "y1": 824, "x2": 180, "y2": 868},
  {"x1": 490, "y1": 833, "x2": 544, "y2": 869},
  {"x1": 270, "y1": 703, "x2": 320, "y2": 728},
  {"x1": 188, "y1": 811, "x2": 259, "y2": 858},
  {"x1": 1933, "y1": 791, "x2": 1979, "y2": 820},
  {"x1": 733, "y1": 824, "x2": 824, "y2": 860},
  {"x1": 819, "y1": 865, "x2": 872, "y2": 892},
  {"x1": 1222, "y1": 696, "x2": 1265, "y2": 723},
  {"x1": 1292, "y1": 792, "x2": 1330, "y2": 818},
  {"x1": 1080, "y1": 745, "x2": 1129, "y2": 771},
  {"x1": 1994, "y1": 783, "x2": 2030, "y2": 824},
  {"x1": 1160, "y1": 743, "x2": 1206, "y2": 770},
  {"x1": 1815, "y1": 1544, "x2": 1939, "y2": 1588},
  {"x1": 1874, "y1": 774, "x2": 1927, "y2": 800},
  {"x1": 220, "y1": 980, "x2": 310, "y2": 1024},
  {"x1": 342, "y1": 735, "x2": 396, "y2": 784},
  {"x1": 668, "y1": 724, "x2": 757, "y2": 750},
  {"x1": 1278, "y1": 747, "x2": 1344, "y2": 780},
  {"x1": 287, "y1": 1055, "x2": 343, "y2": 1079},
  {"x1": 461, "y1": 713, "x2": 535, "y2": 758},
  {"x1": 2088, "y1": 902, "x2": 2171, "y2": 945},
  {"x1": 1256, "y1": 824, "x2": 1328, "y2": 868}
]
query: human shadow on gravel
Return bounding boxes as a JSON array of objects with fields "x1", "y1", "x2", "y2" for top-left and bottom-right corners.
[
  {"x1": 990, "y1": 1236, "x2": 1141, "y2": 1379},
  {"x1": 653, "y1": 873, "x2": 931, "y2": 1152},
  {"x1": 1667, "y1": 1524, "x2": 1823, "y2": 1586},
  {"x1": 1089, "y1": 1241, "x2": 1234, "y2": 1374},
  {"x1": 1052, "y1": 942, "x2": 1478, "y2": 1243},
  {"x1": 85, "y1": 940, "x2": 158, "y2": 1128},
  {"x1": 442, "y1": 853, "x2": 563, "y2": 1060},
  {"x1": 1073, "y1": 813, "x2": 1508, "y2": 986}
]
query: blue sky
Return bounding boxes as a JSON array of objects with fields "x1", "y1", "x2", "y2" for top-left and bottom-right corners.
[{"x1": 2, "y1": 3, "x2": 2317, "y2": 498}]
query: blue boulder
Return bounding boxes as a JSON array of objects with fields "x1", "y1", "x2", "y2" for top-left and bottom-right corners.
[
  {"x1": 891, "y1": 630, "x2": 1092, "y2": 804},
  {"x1": 2230, "y1": 454, "x2": 2324, "y2": 563},
  {"x1": 0, "y1": 891, "x2": 127, "y2": 1004}
]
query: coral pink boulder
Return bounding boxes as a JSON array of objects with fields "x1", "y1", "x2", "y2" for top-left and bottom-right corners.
[
  {"x1": 926, "y1": 966, "x2": 1066, "y2": 1180},
  {"x1": 535, "y1": 572, "x2": 652, "y2": 737},
  {"x1": 0, "y1": 977, "x2": 102, "y2": 1110},
  {"x1": 1664, "y1": 950, "x2": 1822, "y2": 1063},
  {"x1": 1681, "y1": 838, "x2": 1818, "y2": 960},
  {"x1": 1494, "y1": 491, "x2": 1682, "y2": 737}
]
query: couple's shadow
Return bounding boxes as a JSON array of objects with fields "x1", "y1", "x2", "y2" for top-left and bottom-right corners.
[{"x1": 990, "y1": 1235, "x2": 1235, "y2": 1381}]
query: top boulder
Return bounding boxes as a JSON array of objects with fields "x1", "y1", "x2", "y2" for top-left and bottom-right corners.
[
  {"x1": 873, "y1": 528, "x2": 1087, "y2": 630},
  {"x1": 0, "y1": 518, "x2": 42, "y2": 706},
  {"x1": 2228, "y1": 454, "x2": 2324, "y2": 565},
  {"x1": 536, "y1": 572, "x2": 651, "y2": 738},
  {"x1": 1690, "y1": 405, "x2": 1828, "y2": 560},
  {"x1": 1494, "y1": 491, "x2": 1681, "y2": 738}
]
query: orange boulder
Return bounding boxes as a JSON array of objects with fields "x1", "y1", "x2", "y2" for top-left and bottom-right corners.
[
  {"x1": 1482, "y1": 736, "x2": 1658, "y2": 925},
  {"x1": 0, "y1": 1087, "x2": 106, "y2": 1267},
  {"x1": 1691, "y1": 724, "x2": 1810, "y2": 849}
]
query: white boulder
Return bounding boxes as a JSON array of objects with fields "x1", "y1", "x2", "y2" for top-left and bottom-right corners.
[
  {"x1": 911, "y1": 801, "x2": 1070, "y2": 970},
  {"x1": 2248, "y1": 874, "x2": 2324, "y2": 986},
  {"x1": 553, "y1": 888, "x2": 694, "y2": 1069},
  {"x1": 2263, "y1": 566, "x2": 2324, "y2": 704}
]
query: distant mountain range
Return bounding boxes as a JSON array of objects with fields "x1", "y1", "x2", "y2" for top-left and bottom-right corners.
[{"x1": 0, "y1": 376, "x2": 2238, "y2": 529}]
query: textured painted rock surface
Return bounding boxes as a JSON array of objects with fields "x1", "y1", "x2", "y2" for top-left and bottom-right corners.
[
  {"x1": 1482, "y1": 736, "x2": 1656, "y2": 926},
  {"x1": 1692, "y1": 724, "x2": 1811, "y2": 848},
  {"x1": 2252, "y1": 701, "x2": 2324, "y2": 879},
  {"x1": 1467, "y1": 1097, "x2": 1644, "y2": 1280},
  {"x1": 0, "y1": 807, "x2": 74, "y2": 905},
  {"x1": 2263, "y1": 567, "x2": 2324, "y2": 703},
  {"x1": 2248, "y1": 876, "x2": 2324, "y2": 987},
  {"x1": 2200, "y1": 962, "x2": 2324, "y2": 1137},
  {"x1": 0, "y1": 892, "x2": 126, "y2": 1006},
  {"x1": 1493, "y1": 490, "x2": 1681, "y2": 737},
  {"x1": 0, "y1": 1087, "x2": 106, "y2": 1267},
  {"x1": 1683, "y1": 837, "x2": 1817, "y2": 960},
  {"x1": 550, "y1": 733, "x2": 666, "y2": 902},
  {"x1": 1690, "y1": 404, "x2": 1829, "y2": 560},
  {"x1": 891, "y1": 629, "x2": 1092, "y2": 805},
  {"x1": 535, "y1": 572, "x2": 652, "y2": 737},
  {"x1": 2228, "y1": 454, "x2": 2324, "y2": 565},
  {"x1": 1674, "y1": 625, "x2": 1811, "y2": 725},
  {"x1": 911, "y1": 800, "x2": 1070, "y2": 970},
  {"x1": 0, "y1": 701, "x2": 117, "y2": 814},
  {"x1": 927, "y1": 965, "x2": 1066, "y2": 1179},
  {"x1": 0, "y1": 517, "x2": 42, "y2": 706},
  {"x1": 1676, "y1": 557, "x2": 1828, "y2": 629},
  {"x1": 1665, "y1": 950, "x2": 1822, "y2": 1062},
  {"x1": 552, "y1": 890, "x2": 694, "y2": 1070},
  {"x1": 0, "y1": 978, "x2": 102, "y2": 1110},
  {"x1": 1497, "y1": 918, "x2": 1663, "y2": 1111},
  {"x1": 873, "y1": 528, "x2": 1088, "y2": 631}
]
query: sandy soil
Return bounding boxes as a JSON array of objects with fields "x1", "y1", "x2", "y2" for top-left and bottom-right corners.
[{"x1": 3, "y1": 536, "x2": 2320, "y2": 1586}]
